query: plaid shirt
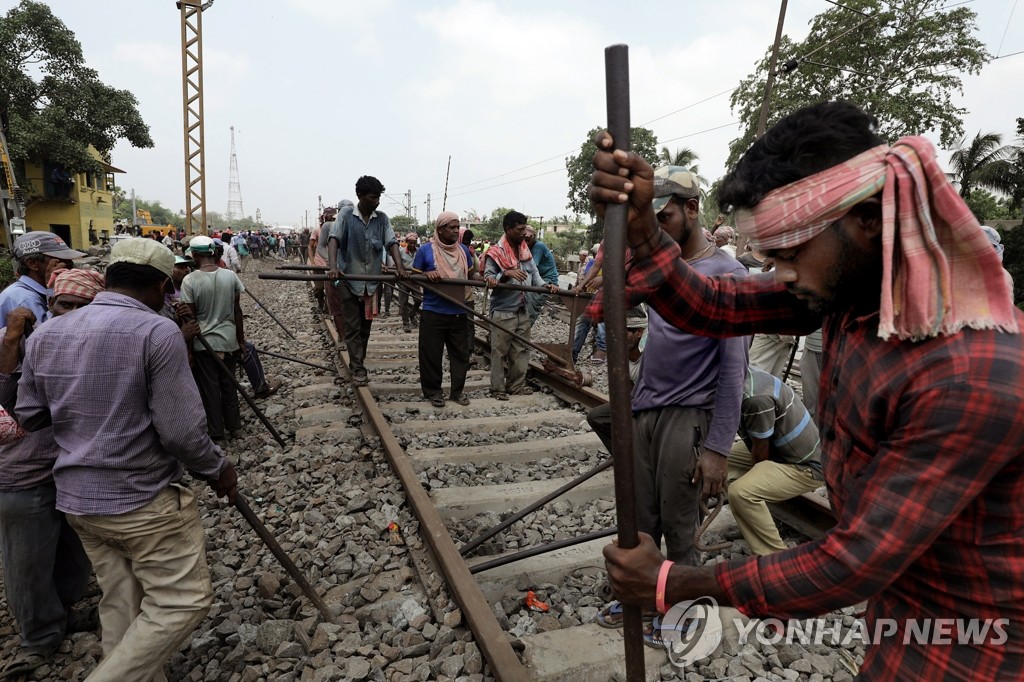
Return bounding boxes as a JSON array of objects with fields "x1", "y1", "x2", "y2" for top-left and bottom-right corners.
[
  {"x1": 15, "y1": 292, "x2": 227, "y2": 515},
  {"x1": 617, "y1": 233, "x2": 1024, "y2": 681}
]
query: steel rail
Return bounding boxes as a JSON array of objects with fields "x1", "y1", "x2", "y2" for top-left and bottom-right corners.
[{"x1": 316, "y1": 296, "x2": 530, "y2": 681}]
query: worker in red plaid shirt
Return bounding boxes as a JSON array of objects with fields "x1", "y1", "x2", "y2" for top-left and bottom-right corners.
[{"x1": 595, "y1": 102, "x2": 1023, "y2": 681}]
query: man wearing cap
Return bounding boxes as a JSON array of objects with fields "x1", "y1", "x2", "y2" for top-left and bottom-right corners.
[
  {"x1": 180, "y1": 236, "x2": 246, "y2": 443},
  {"x1": 483, "y1": 211, "x2": 559, "y2": 400},
  {"x1": 592, "y1": 102, "x2": 1024, "y2": 680},
  {"x1": 397, "y1": 232, "x2": 422, "y2": 333},
  {"x1": 593, "y1": 168, "x2": 747, "y2": 639},
  {"x1": 0, "y1": 269, "x2": 104, "y2": 678},
  {"x1": 0, "y1": 232, "x2": 86, "y2": 328},
  {"x1": 327, "y1": 176, "x2": 407, "y2": 386},
  {"x1": 412, "y1": 212, "x2": 477, "y2": 407},
  {"x1": 524, "y1": 226, "x2": 559, "y2": 325},
  {"x1": 14, "y1": 238, "x2": 237, "y2": 682}
]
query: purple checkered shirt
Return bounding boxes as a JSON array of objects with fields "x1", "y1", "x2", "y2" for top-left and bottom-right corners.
[{"x1": 16, "y1": 292, "x2": 227, "y2": 515}]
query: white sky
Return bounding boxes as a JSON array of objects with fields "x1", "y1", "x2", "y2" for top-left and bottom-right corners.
[{"x1": 14, "y1": 0, "x2": 1024, "y2": 227}]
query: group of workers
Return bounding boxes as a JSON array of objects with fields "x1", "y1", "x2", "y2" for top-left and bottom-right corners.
[{"x1": 0, "y1": 99, "x2": 1020, "y2": 682}]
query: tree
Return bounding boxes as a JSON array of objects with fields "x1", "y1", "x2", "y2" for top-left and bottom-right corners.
[
  {"x1": 478, "y1": 207, "x2": 515, "y2": 243},
  {"x1": 658, "y1": 146, "x2": 709, "y2": 192},
  {"x1": 390, "y1": 215, "x2": 419, "y2": 235},
  {"x1": 565, "y1": 126, "x2": 659, "y2": 219},
  {"x1": 1001, "y1": 226, "x2": 1024, "y2": 308},
  {"x1": 727, "y1": 0, "x2": 988, "y2": 167},
  {"x1": 947, "y1": 131, "x2": 1019, "y2": 200},
  {"x1": 0, "y1": 1, "x2": 152, "y2": 187}
]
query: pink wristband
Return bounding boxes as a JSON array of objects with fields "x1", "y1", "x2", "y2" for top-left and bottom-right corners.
[{"x1": 656, "y1": 560, "x2": 674, "y2": 614}]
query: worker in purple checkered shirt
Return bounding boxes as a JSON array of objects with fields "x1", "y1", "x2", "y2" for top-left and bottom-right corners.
[{"x1": 15, "y1": 238, "x2": 238, "y2": 682}]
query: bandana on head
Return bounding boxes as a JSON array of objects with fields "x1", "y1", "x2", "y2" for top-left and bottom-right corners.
[
  {"x1": 48, "y1": 269, "x2": 105, "y2": 301},
  {"x1": 733, "y1": 137, "x2": 1018, "y2": 341},
  {"x1": 431, "y1": 212, "x2": 467, "y2": 281}
]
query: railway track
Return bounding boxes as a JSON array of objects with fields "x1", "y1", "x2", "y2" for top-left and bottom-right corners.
[{"x1": 285, "y1": 273, "x2": 836, "y2": 681}]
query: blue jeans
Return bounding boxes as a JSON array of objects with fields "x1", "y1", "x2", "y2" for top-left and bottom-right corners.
[
  {"x1": 0, "y1": 482, "x2": 91, "y2": 653},
  {"x1": 572, "y1": 316, "x2": 606, "y2": 362},
  {"x1": 241, "y1": 341, "x2": 268, "y2": 393}
]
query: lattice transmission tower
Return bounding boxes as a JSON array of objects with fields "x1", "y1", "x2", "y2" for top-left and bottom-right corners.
[{"x1": 226, "y1": 125, "x2": 244, "y2": 222}]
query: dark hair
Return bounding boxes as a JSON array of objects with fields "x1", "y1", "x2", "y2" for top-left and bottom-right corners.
[
  {"x1": 106, "y1": 262, "x2": 168, "y2": 290},
  {"x1": 355, "y1": 176, "x2": 385, "y2": 196},
  {"x1": 16, "y1": 254, "x2": 44, "y2": 276},
  {"x1": 503, "y1": 211, "x2": 528, "y2": 230},
  {"x1": 461, "y1": 229, "x2": 474, "y2": 246},
  {"x1": 718, "y1": 101, "x2": 885, "y2": 212}
]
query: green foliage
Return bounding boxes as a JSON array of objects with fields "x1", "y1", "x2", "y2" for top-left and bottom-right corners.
[
  {"x1": 540, "y1": 227, "x2": 588, "y2": 264},
  {"x1": 727, "y1": 0, "x2": 989, "y2": 167},
  {"x1": 113, "y1": 193, "x2": 178, "y2": 227},
  {"x1": 0, "y1": 252, "x2": 14, "y2": 291},
  {"x1": 1000, "y1": 226, "x2": 1024, "y2": 307},
  {"x1": 565, "y1": 126, "x2": 659, "y2": 219},
  {"x1": 0, "y1": 1, "x2": 152, "y2": 181},
  {"x1": 390, "y1": 215, "x2": 419, "y2": 235},
  {"x1": 947, "y1": 131, "x2": 1019, "y2": 199},
  {"x1": 476, "y1": 207, "x2": 515, "y2": 243},
  {"x1": 964, "y1": 190, "x2": 1022, "y2": 222}
]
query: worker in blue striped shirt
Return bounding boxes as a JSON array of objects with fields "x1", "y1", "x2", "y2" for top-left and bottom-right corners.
[{"x1": 727, "y1": 365, "x2": 823, "y2": 555}]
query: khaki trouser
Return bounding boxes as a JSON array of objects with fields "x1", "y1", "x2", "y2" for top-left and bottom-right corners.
[
  {"x1": 489, "y1": 309, "x2": 532, "y2": 394},
  {"x1": 748, "y1": 334, "x2": 796, "y2": 377},
  {"x1": 727, "y1": 441, "x2": 821, "y2": 555},
  {"x1": 68, "y1": 484, "x2": 213, "y2": 682}
]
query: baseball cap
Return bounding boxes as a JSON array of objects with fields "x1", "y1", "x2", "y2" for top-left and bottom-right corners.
[
  {"x1": 652, "y1": 166, "x2": 701, "y2": 214},
  {"x1": 13, "y1": 232, "x2": 86, "y2": 261},
  {"x1": 108, "y1": 238, "x2": 175, "y2": 278},
  {"x1": 189, "y1": 236, "x2": 216, "y2": 253}
]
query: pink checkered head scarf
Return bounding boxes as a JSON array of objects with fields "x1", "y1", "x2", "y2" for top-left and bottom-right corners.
[
  {"x1": 733, "y1": 137, "x2": 1018, "y2": 341},
  {"x1": 48, "y1": 269, "x2": 105, "y2": 301}
]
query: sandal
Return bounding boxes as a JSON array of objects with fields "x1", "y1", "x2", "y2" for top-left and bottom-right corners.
[
  {"x1": 643, "y1": 616, "x2": 664, "y2": 648},
  {"x1": 452, "y1": 394, "x2": 470, "y2": 406},
  {"x1": 490, "y1": 391, "x2": 509, "y2": 401},
  {"x1": 595, "y1": 600, "x2": 625, "y2": 628},
  {"x1": 2, "y1": 651, "x2": 51, "y2": 679},
  {"x1": 429, "y1": 396, "x2": 446, "y2": 408}
]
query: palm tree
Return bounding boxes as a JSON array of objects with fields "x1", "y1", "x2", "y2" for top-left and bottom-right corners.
[
  {"x1": 947, "y1": 131, "x2": 1019, "y2": 200},
  {"x1": 658, "y1": 146, "x2": 709, "y2": 194}
]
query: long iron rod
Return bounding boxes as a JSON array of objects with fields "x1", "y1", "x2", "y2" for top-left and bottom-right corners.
[
  {"x1": 603, "y1": 44, "x2": 645, "y2": 681},
  {"x1": 269, "y1": 265, "x2": 593, "y2": 299},
  {"x1": 244, "y1": 288, "x2": 297, "y2": 340},
  {"x1": 234, "y1": 494, "x2": 334, "y2": 622},
  {"x1": 266, "y1": 271, "x2": 570, "y2": 366},
  {"x1": 469, "y1": 527, "x2": 618, "y2": 575},
  {"x1": 195, "y1": 333, "x2": 288, "y2": 447},
  {"x1": 460, "y1": 458, "x2": 612, "y2": 557},
  {"x1": 255, "y1": 348, "x2": 335, "y2": 372}
]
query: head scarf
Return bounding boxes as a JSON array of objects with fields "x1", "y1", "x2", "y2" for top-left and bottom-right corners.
[
  {"x1": 48, "y1": 269, "x2": 105, "y2": 300},
  {"x1": 733, "y1": 137, "x2": 1018, "y2": 341},
  {"x1": 431, "y1": 212, "x2": 467, "y2": 280},
  {"x1": 715, "y1": 225, "x2": 735, "y2": 241},
  {"x1": 980, "y1": 225, "x2": 1004, "y2": 262}
]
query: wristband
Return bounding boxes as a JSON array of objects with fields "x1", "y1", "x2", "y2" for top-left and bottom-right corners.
[{"x1": 656, "y1": 559, "x2": 674, "y2": 614}]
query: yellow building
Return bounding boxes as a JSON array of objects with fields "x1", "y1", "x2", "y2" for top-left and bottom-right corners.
[{"x1": 20, "y1": 146, "x2": 123, "y2": 250}]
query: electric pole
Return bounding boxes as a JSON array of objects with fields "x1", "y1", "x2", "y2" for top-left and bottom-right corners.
[
  {"x1": 177, "y1": 0, "x2": 212, "y2": 235},
  {"x1": 426, "y1": 194, "x2": 431, "y2": 226},
  {"x1": 405, "y1": 190, "x2": 412, "y2": 219}
]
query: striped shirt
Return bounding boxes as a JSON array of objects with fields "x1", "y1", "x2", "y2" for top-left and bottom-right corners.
[
  {"x1": 15, "y1": 292, "x2": 227, "y2": 515},
  {"x1": 740, "y1": 366, "x2": 820, "y2": 473}
]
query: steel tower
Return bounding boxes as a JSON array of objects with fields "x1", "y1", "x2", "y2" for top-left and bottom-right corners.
[{"x1": 226, "y1": 125, "x2": 244, "y2": 222}]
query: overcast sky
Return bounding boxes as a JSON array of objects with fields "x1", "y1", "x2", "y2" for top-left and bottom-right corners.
[{"x1": 16, "y1": 0, "x2": 1024, "y2": 227}]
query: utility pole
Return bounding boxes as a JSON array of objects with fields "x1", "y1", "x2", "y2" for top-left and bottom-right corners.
[
  {"x1": 756, "y1": 0, "x2": 789, "y2": 139},
  {"x1": 405, "y1": 189, "x2": 412, "y2": 219},
  {"x1": 737, "y1": 0, "x2": 788, "y2": 257},
  {"x1": 177, "y1": 0, "x2": 212, "y2": 235},
  {"x1": 426, "y1": 194, "x2": 431, "y2": 226},
  {"x1": 131, "y1": 189, "x2": 138, "y2": 232}
]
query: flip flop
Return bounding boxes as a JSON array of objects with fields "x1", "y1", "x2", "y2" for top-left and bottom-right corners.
[
  {"x1": 430, "y1": 396, "x2": 446, "y2": 408},
  {"x1": 2, "y1": 651, "x2": 50, "y2": 679},
  {"x1": 595, "y1": 600, "x2": 625, "y2": 628},
  {"x1": 643, "y1": 616, "x2": 664, "y2": 648}
]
